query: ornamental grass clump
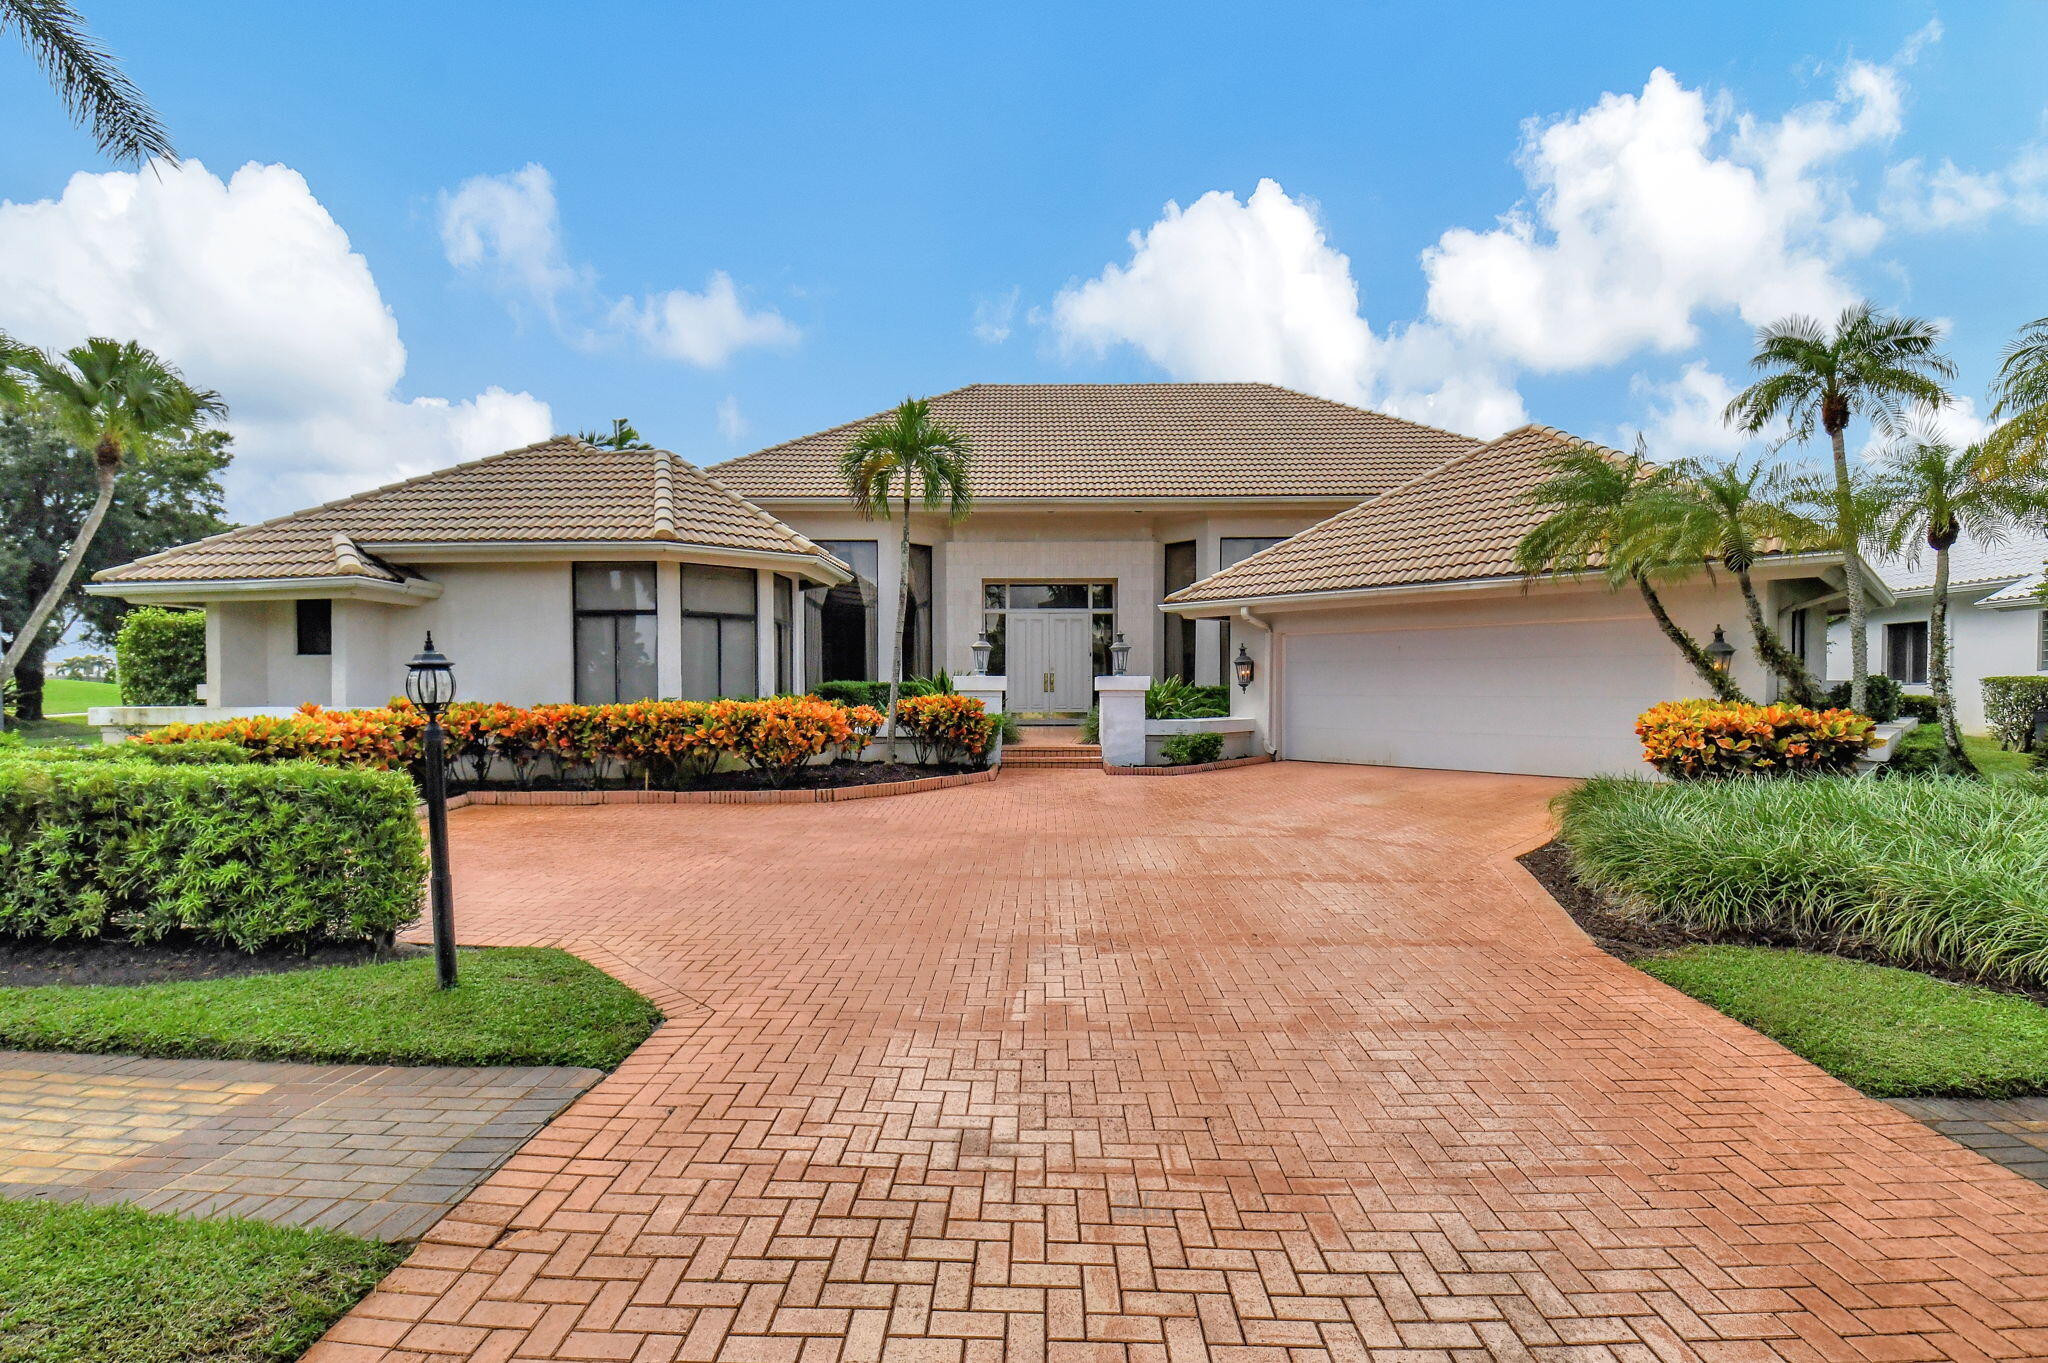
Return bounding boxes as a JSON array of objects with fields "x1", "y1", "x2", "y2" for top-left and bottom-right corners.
[
  {"x1": 1557, "y1": 775, "x2": 2048, "y2": 988},
  {"x1": 1635, "y1": 699, "x2": 1874, "y2": 779}
]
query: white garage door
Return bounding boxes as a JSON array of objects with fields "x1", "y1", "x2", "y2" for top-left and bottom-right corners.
[{"x1": 1280, "y1": 617, "x2": 1683, "y2": 778}]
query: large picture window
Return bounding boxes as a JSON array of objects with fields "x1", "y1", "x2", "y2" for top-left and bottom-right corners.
[
  {"x1": 1216, "y1": 537, "x2": 1285, "y2": 682},
  {"x1": 902, "y1": 543, "x2": 934, "y2": 678},
  {"x1": 681, "y1": 564, "x2": 758, "y2": 700},
  {"x1": 807, "y1": 540, "x2": 879, "y2": 685},
  {"x1": 775, "y1": 575, "x2": 793, "y2": 694},
  {"x1": 1162, "y1": 541, "x2": 1196, "y2": 682},
  {"x1": 573, "y1": 563, "x2": 657, "y2": 704}
]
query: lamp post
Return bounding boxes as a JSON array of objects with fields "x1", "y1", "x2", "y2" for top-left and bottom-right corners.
[
  {"x1": 970, "y1": 632, "x2": 993, "y2": 675},
  {"x1": 1233, "y1": 644, "x2": 1256, "y2": 691},
  {"x1": 1109, "y1": 633, "x2": 1131, "y2": 676},
  {"x1": 405, "y1": 633, "x2": 459, "y2": 989},
  {"x1": 1705, "y1": 626, "x2": 1736, "y2": 677}
]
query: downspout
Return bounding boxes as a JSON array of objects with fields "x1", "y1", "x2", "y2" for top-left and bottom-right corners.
[{"x1": 1236, "y1": 607, "x2": 1278, "y2": 757}]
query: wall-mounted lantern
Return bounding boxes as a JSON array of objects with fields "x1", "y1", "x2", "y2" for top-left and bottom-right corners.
[
  {"x1": 1705, "y1": 625, "x2": 1736, "y2": 676},
  {"x1": 1233, "y1": 643, "x2": 1256, "y2": 691}
]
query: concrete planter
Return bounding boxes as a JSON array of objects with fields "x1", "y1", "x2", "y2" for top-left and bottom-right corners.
[
  {"x1": 1858, "y1": 717, "x2": 1920, "y2": 769},
  {"x1": 87, "y1": 704, "x2": 300, "y2": 744},
  {"x1": 1141, "y1": 715, "x2": 1257, "y2": 766}
]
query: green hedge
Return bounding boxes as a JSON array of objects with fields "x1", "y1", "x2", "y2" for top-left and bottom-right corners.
[
  {"x1": 0, "y1": 760, "x2": 426, "y2": 951},
  {"x1": 0, "y1": 741, "x2": 253, "y2": 766},
  {"x1": 813, "y1": 680, "x2": 891, "y2": 708},
  {"x1": 115, "y1": 608, "x2": 206, "y2": 706},
  {"x1": 1984, "y1": 676, "x2": 2048, "y2": 749},
  {"x1": 1160, "y1": 731, "x2": 1225, "y2": 765}
]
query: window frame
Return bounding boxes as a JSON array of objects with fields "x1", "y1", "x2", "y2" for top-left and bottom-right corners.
[
  {"x1": 679, "y1": 564, "x2": 760, "y2": 701},
  {"x1": 1885, "y1": 619, "x2": 1930, "y2": 686},
  {"x1": 572, "y1": 562, "x2": 659, "y2": 704}
]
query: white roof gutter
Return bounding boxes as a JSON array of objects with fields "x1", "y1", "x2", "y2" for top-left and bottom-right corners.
[{"x1": 86, "y1": 575, "x2": 445, "y2": 607}]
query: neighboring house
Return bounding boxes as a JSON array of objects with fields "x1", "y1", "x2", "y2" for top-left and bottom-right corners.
[
  {"x1": 1823, "y1": 530, "x2": 2048, "y2": 732},
  {"x1": 91, "y1": 384, "x2": 1851, "y2": 777}
]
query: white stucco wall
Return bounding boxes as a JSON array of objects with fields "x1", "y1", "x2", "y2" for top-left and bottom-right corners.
[{"x1": 1825, "y1": 588, "x2": 2047, "y2": 731}]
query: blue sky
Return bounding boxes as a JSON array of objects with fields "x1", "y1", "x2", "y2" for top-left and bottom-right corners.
[{"x1": 3, "y1": 2, "x2": 2046, "y2": 517}]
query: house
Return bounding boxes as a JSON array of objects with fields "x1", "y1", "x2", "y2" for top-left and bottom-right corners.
[
  {"x1": 1823, "y1": 530, "x2": 2048, "y2": 731},
  {"x1": 90, "y1": 383, "x2": 1851, "y2": 777}
]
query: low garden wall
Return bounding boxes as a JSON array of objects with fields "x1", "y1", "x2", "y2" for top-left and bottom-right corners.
[{"x1": 1142, "y1": 716, "x2": 1256, "y2": 766}]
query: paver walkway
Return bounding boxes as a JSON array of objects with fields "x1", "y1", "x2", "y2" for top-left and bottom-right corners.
[
  {"x1": 315, "y1": 764, "x2": 2048, "y2": 1362},
  {"x1": 0, "y1": 1051, "x2": 600, "y2": 1239}
]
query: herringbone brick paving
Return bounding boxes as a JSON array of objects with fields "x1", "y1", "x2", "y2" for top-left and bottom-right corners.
[{"x1": 310, "y1": 763, "x2": 2048, "y2": 1362}]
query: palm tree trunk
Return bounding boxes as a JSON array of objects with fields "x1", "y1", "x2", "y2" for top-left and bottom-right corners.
[
  {"x1": 1732, "y1": 563, "x2": 1825, "y2": 705},
  {"x1": 0, "y1": 454, "x2": 116, "y2": 730},
  {"x1": 886, "y1": 488, "x2": 912, "y2": 762},
  {"x1": 1637, "y1": 575, "x2": 1749, "y2": 703},
  {"x1": 1929, "y1": 545, "x2": 1972, "y2": 771},
  {"x1": 1830, "y1": 426, "x2": 1870, "y2": 714}
]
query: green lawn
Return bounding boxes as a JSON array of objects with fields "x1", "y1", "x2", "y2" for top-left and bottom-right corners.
[
  {"x1": 0, "y1": 947, "x2": 661, "y2": 1068},
  {"x1": 1642, "y1": 945, "x2": 2048, "y2": 1097},
  {"x1": 0, "y1": 1198, "x2": 402, "y2": 1363},
  {"x1": 0, "y1": 716, "x2": 96, "y2": 747},
  {"x1": 1892, "y1": 725, "x2": 2039, "y2": 778},
  {"x1": 36, "y1": 678, "x2": 120, "y2": 715}
]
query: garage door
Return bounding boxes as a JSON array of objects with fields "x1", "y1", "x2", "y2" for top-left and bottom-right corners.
[{"x1": 1279, "y1": 617, "x2": 1684, "y2": 778}]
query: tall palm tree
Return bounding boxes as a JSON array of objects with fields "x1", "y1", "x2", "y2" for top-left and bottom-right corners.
[
  {"x1": 1513, "y1": 441, "x2": 1750, "y2": 702},
  {"x1": 0, "y1": 339, "x2": 225, "y2": 721},
  {"x1": 4, "y1": 0, "x2": 175, "y2": 166},
  {"x1": 839, "y1": 398, "x2": 972, "y2": 757},
  {"x1": 1653, "y1": 458, "x2": 1829, "y2": 706},
  {"x1": 0, "y1": 332, "x2": 32, "y2": 408},
  {"x1": 1985, "y1": 315, "x2": 2048, "y2": 478},
  {"x1": 1867, "y1": 433, "x2": 2048, "y2": 771},
  {"x1": 1724, "y1": 303, "x2": 1956, "y2": 714}
]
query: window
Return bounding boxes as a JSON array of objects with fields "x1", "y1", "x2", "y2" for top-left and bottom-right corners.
[
  {"x1": 573, "y1": 563, "x2": 657, "y2": 703},
  {"x1": 2039, "y1": 611, "x2": 2048, "y2": 671},
  {"x1": 1217, "y1": 538, "x2": 1285, "y2": 681},
  {"x1": 1885, "y1": 620, "x2": 1929, "y2": 685},
  {"x1": 775, "y1": 576, "x2": 793, "y2": 695},
  {"x1": 295, "y1": 599, "x2": 331, "y2": 656},
  {"x1": 902, "y1": 544, "x2": 934, "y2": 678},
  {"x1": 1788, "y1": 609, "x2": 1808, "y2": 666},
  {"x1": 680, "y1": 564, "x2": 758, "y2": 700},
  {"x1": 1162, "y1": 541, "x2": 1196, "y2": 683},
  {"x1": 808, "y1": 540, "x2": 879, "y2": 686}
]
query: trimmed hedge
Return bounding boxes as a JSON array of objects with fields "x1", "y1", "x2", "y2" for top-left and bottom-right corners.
[
  {"x1": 814, "y1": 680, "x2": 891, "y2": 709},
  {"x1": 1825, "y1": 675, "x2": 1905, "y2": 723},
  {"x1": 115, "y1": 608, "x2": 206, "y2": 706},
  {"x1": 1, "y1": 741, "x2": 253, "y2": 767},
  {"x1": 0, "y1": 760, "x2": 426, "y2": 951},
  {"x1": 1160, "y1": 732, "x2": 1225, "y2": 765},
  {"x1": 1984, "y1": 676, "x2": 2048, "y2": 750}
]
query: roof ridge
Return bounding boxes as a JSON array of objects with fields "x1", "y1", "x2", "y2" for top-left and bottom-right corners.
[
  {"x1": 663, "y1": 449, "x2": 832, "y2": 557},
  {"x1": 709, "y1": 382, "x2": 986, "y2": 475}
]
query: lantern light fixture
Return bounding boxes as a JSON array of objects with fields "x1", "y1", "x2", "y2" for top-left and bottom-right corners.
[
  {"x1": 1109, "y1": 632, "x2": 1131, "y2": 676},
  {"x1": 1233, "y1": 644, "x2": 1256, "y2": 692},
  {"x1": 1705, "y1": 625, "x2": 1736, "y2": 676},
  {"x1": 970, "y1": 632, "x2": 993, "y2": 675},
  {"x1": 405, "y1": 633, "x2": 460, "y2": 989},
  {"x1": 404, "y1": 633, "x2": 457, "y2": 715}
]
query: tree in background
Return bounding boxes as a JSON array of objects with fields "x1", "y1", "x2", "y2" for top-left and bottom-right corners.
[
  {"x1": 1866, "y1": 434, "x2": 2048, "y2": 771},
  {"x1": 1724, "y1": 304, "x2": 1955, "y2": 714},
  {"x1": 839, "y1": 398, "x2": 972, "y2": 757},
  {"x1": 0, "y1": 343, "x2": 228, "y2": 724},
  {"x1": 2, "y1": 0, "x2": 174, "y2": 165},
  {"x1": 576, "y1": 418, "x2": 653, "y2": 450},
  {"x1": 1513, "y1": 441, "x2": 1751, "y2": 703},
  {"x1": 1986, "y1": 315, "x2": 2048, "y2": 479}
]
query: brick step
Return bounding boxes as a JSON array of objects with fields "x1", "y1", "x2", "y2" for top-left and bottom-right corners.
[
  {"x1": 1008, "y1": 744, "x2": 1101, "y2": 756},
  {"x1": 1003, "y1": 754, "x2": 1103, "y2": 768}
]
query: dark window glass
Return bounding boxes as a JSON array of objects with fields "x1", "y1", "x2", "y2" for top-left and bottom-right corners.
[
  {"x1": 775, "y1": 576, "x2": 793, "y2": 694},
  {"x1": 680, "y1": 564, "x2": 759, "y2": 701},
  {"x1": 1162, "y1": 542, "x2": 1196, "y2": 683},
  {"x1": 808, "y1": 540, "x2": 879, "y2": 685},
  {"x1": 295, "y1": 599, "x2": 332, "y2": 656},
  {"x1": 1217, "y1": 538, "x2": 1285, "y2": 681},
  {"x1": 902, "y1": 544, "x2": 934, "y2": 677},
  {"x1": 1885, "y1": 620, "x2": 1929, "y2": 685},
  {"x1": 573, "y1": 563, "x2": 658, "y2": 703}
]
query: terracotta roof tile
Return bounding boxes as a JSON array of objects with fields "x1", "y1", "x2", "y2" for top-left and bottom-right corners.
[
  {"x1": 1167, "y1": 425, "x2": 1600, "y2": 603},
  {"x1": 95, "y1": 438, "x2": 837, "y2": 584},
  {"x1": 709, "y1": 382, "x2": 1479, "y2": 500}
]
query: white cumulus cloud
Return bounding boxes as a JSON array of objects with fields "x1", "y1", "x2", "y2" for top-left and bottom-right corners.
[
  {"x1": 715, "y1": 394, "x2": 747, "y2": 441},
  {"x1": 440, "y1": 164, "x2": 796, "y2": 368},
  {"x1": 0, "y1": 160, "x2": 552, "y2": 517}
]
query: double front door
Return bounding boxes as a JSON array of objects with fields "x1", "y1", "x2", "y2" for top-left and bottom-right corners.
[{"x1": 1006, "y1": 611, "x2": 1095, "y2": 714}]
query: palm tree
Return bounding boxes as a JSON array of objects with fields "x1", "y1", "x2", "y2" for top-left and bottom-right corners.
[
  {"x1": 1725, "y1": 304, "x2": 1956, "y2": 714},
  {"x1": 0, "y1": 332, "x2": 32, "y2": 408},
  {"x1": 1985, "y1": 315, "x2": 2048, "y2": 478},
  {"x1": 1652, "y1": 458, "x2": 1829, "y2": 706},
  {"x1": 3, "y1": 0, "x2": 175, "y2": 166},
  {"x1": 1866, "y1": 433, "x2": 2048, "y2": 771},
  {"x1": 0, "y1": 339, "x2": 225, "y2": 722},
  {"x1": 839, "y1": 398, "x2": 972, "y2": 757},
  {"x1": 575, "y1": 418, "x2": 652, "y2": 450},
  {"x1": 1513, "y1": 441, "x2": 1750, "y2": 702}
]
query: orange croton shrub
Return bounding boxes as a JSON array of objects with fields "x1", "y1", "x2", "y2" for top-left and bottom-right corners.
[
  {"x1": 1636, "y1": 699, "x2": 1876, "y2": 779},
  {"x1": 894, "y1": 694, "x2": 993, "y2": 766}
]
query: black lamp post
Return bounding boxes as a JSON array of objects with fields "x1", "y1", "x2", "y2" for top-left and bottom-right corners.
[
  {"x1": 1233, "y1": 644, "x2": 1256, "y2": 691},
  {"x1": 405, "y1": 633, "x2": 459, "y2": 989},
  {"x1": 1705, "y1": 625, "x2": 1736, "y2": 677}
]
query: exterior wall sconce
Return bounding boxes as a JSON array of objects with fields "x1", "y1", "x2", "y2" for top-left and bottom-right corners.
[
  {"x1": 970, "y1": 632, "x2": 993, "y2": 675},
  {"x1": 1109, "y1": 632, "x2": 1131, "y2": 676},
  {"x1": 405, "y1": 633, "x2": 460, "y2": 990},
  {"x1": 1234, "y1": 643, "x2": 1256, "y2": 691},
  {"x1": 1705, "y1": 625, "x2": 1736, "y2": 676}
]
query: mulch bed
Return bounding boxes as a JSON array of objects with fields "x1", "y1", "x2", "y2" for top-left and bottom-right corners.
[
  {"x1": 0, "y1": 939, "x2": 425, "y2": 988},
  {"x1": 451, "y1": 762, "x2": 976, "y2": 796},
  {"x1": 1518, "y1": 838, "x2": 2048, "y2": 1005}
]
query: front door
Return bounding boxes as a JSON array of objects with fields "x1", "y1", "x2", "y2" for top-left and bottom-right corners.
[{"x1": 1007, "y1": 611, "x2": 1095, "y2": 715}]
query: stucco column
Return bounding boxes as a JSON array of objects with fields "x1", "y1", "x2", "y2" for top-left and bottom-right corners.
[
  {"x1": 1096, "y1": 673, "x2": 1149, "y2": 767},
  {"x1": 956, "y1": 674, "x2": 1005, "y2": 716},
  {"x1": 755, "y1": 569, "x2": 776, "y2": 697},
  {"x1": 789, "y1": 575, "x2": 807, "y2": 694},
  {"x1": 655, "y1": 561, "x2": 683, "y2": 699},
  {"x1": 203, "y1": 607, "x2": 225, "y2": 706}
]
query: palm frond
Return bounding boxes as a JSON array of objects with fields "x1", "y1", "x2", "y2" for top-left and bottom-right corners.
[{"x1": 2, "y1": 0, "x2": 175, "y2": 166}]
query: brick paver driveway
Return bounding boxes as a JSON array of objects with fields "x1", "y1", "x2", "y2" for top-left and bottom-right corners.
[{"x1": 316, "y1": 764, "x2": 2048, "y2": 1363}]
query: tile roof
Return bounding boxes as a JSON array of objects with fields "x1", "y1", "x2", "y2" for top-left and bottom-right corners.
[
  {"x1": 95, "y1": 438, "x2": 837, "y2": 584},
  {"x1": 1865, "y1": 528, "x2": 2048, "y2": 595},
  {"x1": 708, "y1": 383, "x2": 1480, "y2": 500},
  {"x1": 1166, "y1": 425, "x2": 1604, "y2": 604},
  {"x1": 1980, "y1": 574, "x2": 2047, "y2": 606}
]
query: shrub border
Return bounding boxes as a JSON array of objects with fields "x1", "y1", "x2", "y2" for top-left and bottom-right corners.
[
  {"x1": 1103, "y1": 754, "x2": 1273, "y2": 777},
  {"x1": 419, "y1": 766, "x2": 996, "y2": 813}
]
